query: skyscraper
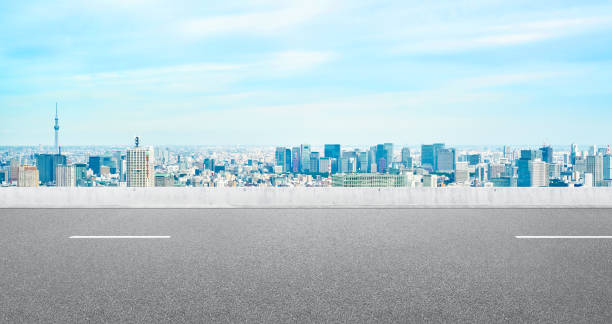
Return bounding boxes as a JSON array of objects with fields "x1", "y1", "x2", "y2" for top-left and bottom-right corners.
[
  {"x1": 36, "y1": 153, "x2": 66, "y2": 185},
  {"x1": 275, "y1": 147, "x2": 291, "y2": 172},
  {"x1": 300, "y1": 144, "x2": 311, "y2": 173},
  {"x1": 540, "y1": 146, "x2": 553, "y2": 164},
  {"x1": 401, "y1": 147, "x2": 412, "y2": 168},
  {"x1": 517, "y1": 150, "x2": 548, "y2": 187},
  {"x1": 435, "y1": 148, "x2": 455, "y2": 172},
  {"x1": 324, "y1": 144, "x2": 341, "y2": 174},
  {"x1": 291, "y1": 147, "x2": 300, "y2": 173},
  {"x1": 421, "y1": 143, "x2": 444, "y2": 171},
  {"x1": 586, "y1": 155, "x2": 603, "y2": 187},
  {"x1": 604, "y1": 155, "x2": 612, "y2": 180},
  {"x1": 127, "y1": 137, "x2": 155, "y2": 187},
  {"x1": 384, "y1": 143, "x2": 393, "y2": 166},
  {"x1": 88, "y1": 156, "x2": 102, "y2": 177},
  {"x1": 570, "y1": 143, "x2": 578, "y2": 165},
  {"x1": 54, "y1": 103, "x2": 60, "y2": 154},
  {"x1": 56, "y1": 164, "x2": 76, "y2": 187},
  {"x1": 375, "y1": 144, "x2": 388, "y2": 173}
]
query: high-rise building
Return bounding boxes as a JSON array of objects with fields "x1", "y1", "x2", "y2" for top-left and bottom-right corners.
[
  {"x1": 324, "y1": 144, "x2": 341, "y2": 174},
  {"x1": 540, "y1": 146, "x2": 553, "y2": 164},
  {"x1": 36, "y1": 153, "x2": 66, "y2": 185},
  {"x1": 586, "y1": 155, "x2": 603, "y2": 186},
  {"x1": 570, "y1": 143, "x2": 578, "y2": 165},
  {"x1": 300, "y1": 144, "x2": 311, "y2": 173},
  {"x1": 421, "y1": 143, "x2": 444, "y2": 171},
  {"x1": 488, "y1": 163, "x2": 505, "y2": 179},
  {"x1": 357, "y1": 151, "x2": 368, "y2": 173},
  {"x1": 517, "y1": 150, "x2": 548, "y2": 187},
  {"x1": 126, "y1": 137, "x2": 155, "y2": 187},
  {"x1": 310, "y1": 152, "x2": 320, "y2": 173},
  {"x1": 56, "y1": 164, "x2": 76, "y2": 187},
  {"x1": 435, "y1": 148, "x2": 455, "y2": 172},
  {"x1": 455, "y1": 162, "x2": 469, "y2": 184},
  {"x1": 275, "y1": 147, "x2": 291, "y2": 172},
  {"x1": 291, "y1": 147, "x2": 300, "y2": 173},
  {"x1": 604, "y1": 155, "x2": 612, "y2": 180},
  {"x1": 384, "y1": 143, "x2": 393, "y2": 165},
  {"x1": 401, "y1": 147, "x2": 412, "y2": 168},
  {"x1": 74, "y1": 163, "x2": 88, "y2": 186},
  {"x1": 375, "y1": 144, "x2": 389, "y2": 173},
  {"x1": 88, "y1": 156, "x2": 102, "y2": 176},
  {"x1": 18, "y1": 165, "x2": 39, "y2": 187}
]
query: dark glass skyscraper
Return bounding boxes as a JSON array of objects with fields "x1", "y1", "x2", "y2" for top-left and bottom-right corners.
[
  {"x1": 88, "y1": 156, "x2": 102, "y2": 176},
  {"x1": 36, "y1": 153, "x2": 66, "y2": 184},
  {"x1": 540, "y1": 146, "x2": 553, "y2": 164},
  {"x1": 324, "y1": 144, "x2": 341, "y2": 174}
]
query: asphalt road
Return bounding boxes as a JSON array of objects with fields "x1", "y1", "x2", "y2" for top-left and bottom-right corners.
[{"x1": 2, "y1": 208, "x2": 612, "y2": 323}]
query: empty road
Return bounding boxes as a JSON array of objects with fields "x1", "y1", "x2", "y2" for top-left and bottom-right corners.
[{"x1": 2, "y1": 208, "x2": 612, "y2": 323}]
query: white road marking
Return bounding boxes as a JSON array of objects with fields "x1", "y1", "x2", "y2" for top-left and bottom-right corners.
[
  {"x1": 69, "y1": 236, "x2": 171, "y2": 239},
  {"x1": 516, "y1": 236, "x2": 612, "y2": 239}
]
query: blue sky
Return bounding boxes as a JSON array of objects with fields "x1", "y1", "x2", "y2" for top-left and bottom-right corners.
[{"x1": 1, "y1": 0, "x2": 612, "y2": 146}]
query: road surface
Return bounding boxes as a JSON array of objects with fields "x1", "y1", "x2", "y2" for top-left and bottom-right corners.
[{"x1": 2, "y1": 208, "x2": 612, "y2": 323}]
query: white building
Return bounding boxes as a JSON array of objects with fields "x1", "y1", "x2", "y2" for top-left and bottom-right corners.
[
  {"x1": 530, "y1": 160, "x2": 549, "y2": 187},
  {"x1": 127, "y1": 138, "x2": 155, "y2": 187},
  {"x1": 56, "y1": 164, "x2": 76, "y2": 187},
  {"x1": 18, "y1": 165, "x2": 39, "y2": 187},
  {"x1": 423, "y1": 174, "x2": 438, "y2": 187}
]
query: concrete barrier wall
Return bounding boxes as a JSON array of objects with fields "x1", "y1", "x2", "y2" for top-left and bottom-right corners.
[{"x1": 1, "y1": 187, "x2": 612, "y2": 208}]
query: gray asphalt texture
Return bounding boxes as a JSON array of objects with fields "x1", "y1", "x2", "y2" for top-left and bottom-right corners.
[{"x1": 2, "y1": 208, "x2": 612, "y2": 323}]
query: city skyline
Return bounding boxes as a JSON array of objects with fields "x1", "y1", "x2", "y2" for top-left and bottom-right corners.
[{"x1": 1, "y1": 1, "x2": 612, "y2": 145}]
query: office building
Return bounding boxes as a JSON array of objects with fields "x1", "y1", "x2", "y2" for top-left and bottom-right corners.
[
  {"x1": 540, "y1": 146, "x2": 553, "y2": 164},
  {"x1": 421, "y1": 143, "x2": 445, "y2": 171},
  {"x1": 324, "y1": 144, "x2": 341, "y2": 174},
  {"x1": 384, "y1": 143, "x2": 393, "y2": 165},
  {"x1": 36, "y1": 153, "x2": 66, "y2": 184},
  {"x1": 89, "y1": 156, "x2": 102, "y2": 176},
  {"x1": 435, "y1": 148, "x2": 455, "y2": 172},
  {"x1": 517, "y1": 150, "x2": 548, "y2": 187},
  {"x1": 570, "y1": 143, "x2": 578, "y2": 165},
  {"x1": 586, "y1": 155, "x2": 603, "y2": 186},
  {"x1": 604, "y1": 155, "x2": 612, "y2": 180},
  {"x1": 455, "y1": 162, "x2": 469, "y2": 184},
  {"x1": 401, "y1": 147, "x2": 412, "y2": 168},
  {"x1": 300, "y1": 144, "x2": 311, "y2": 173},
  {"x1": 291, "y1": 147, "x2": 300, "y2": 173},
  {"x1": 126, "y1": 137, "x2": 155, "y2": 187},
  {"x1": 275, "y1": 147, "x2": 291, "y2": 172},
  {"x1": 56, "y1": 164, "x2": 76, "y2": 187},
  {"x1": 74, "y1": 163, "x2": 88, "y2": 186},
  {"x1": 18, "y1": 165, "x2": 39, "y2": 187}
]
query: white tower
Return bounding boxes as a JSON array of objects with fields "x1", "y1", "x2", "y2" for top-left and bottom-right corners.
[{"x1": 54, "y1": 103, "x2": 60, "y2": 154}]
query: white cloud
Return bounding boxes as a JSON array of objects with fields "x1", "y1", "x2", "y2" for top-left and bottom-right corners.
[
  {"x1": 392, "y1": 14, "x2": 612, "y2": 53},
  {"x1": 263, "y1": 50, "x2": 336, "y2": 73},
  {"x1": 177, "y1": 1, "x2": 335, "y2": 38}
]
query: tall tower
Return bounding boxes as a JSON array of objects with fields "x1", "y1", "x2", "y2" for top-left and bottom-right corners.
[{"x1": 54, "y1": 103, "x2": 60, "y2": 154}]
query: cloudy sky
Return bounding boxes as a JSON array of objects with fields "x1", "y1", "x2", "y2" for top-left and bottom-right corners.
[{"x1": 1, "y1": 0, "x2": 612, "y2": 146}]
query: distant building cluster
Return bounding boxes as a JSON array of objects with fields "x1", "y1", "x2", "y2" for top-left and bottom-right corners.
[{"x1": 1, "y1": 107, "x2": 611, "y2": 188}]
